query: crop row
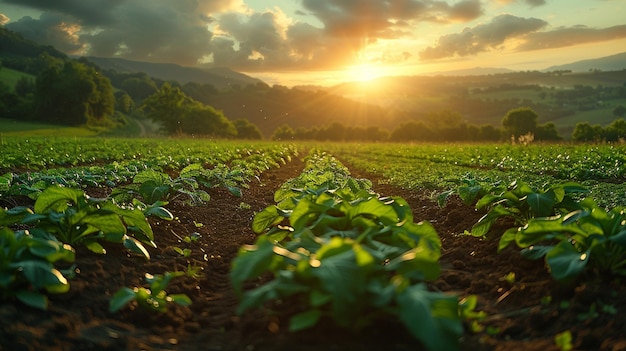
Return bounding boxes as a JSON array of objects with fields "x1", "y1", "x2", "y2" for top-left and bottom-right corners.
[
  {"x1": 231, "y1": 150, "x2": 474, "y2": 351},
  {"x1": 0, "y1": 138, "x2": 300, "y2": 200},
  {"x1": 327, "y1": 143, "x2": 626, "y2": 209},
  {"x1": 0, "y1": 137, "x2": 298, "y2": 171}
]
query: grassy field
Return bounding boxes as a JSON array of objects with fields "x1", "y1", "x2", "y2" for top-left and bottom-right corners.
[
  {"x1": 0, "y1": 118, "x2": 99, "y2": 137},
  {"x1": 0, "y1": 67, "x2": 35, "y2": 89}
]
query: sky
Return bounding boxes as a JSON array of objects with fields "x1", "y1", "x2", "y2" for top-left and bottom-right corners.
[{"x1": 1, "y1": 0, "x2": 625, "y2": 86}]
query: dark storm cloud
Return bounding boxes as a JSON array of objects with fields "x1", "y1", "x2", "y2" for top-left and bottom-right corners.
[
  {"x1": 81, "y1": 2, "x2": 215, "y2": 65},
  {"x1": 1, "y1": 0, "x2": 228, "y2": 66},
  {"x1": 1, "y1": 0, "x2": 124, "y2": 25},
  {"x1": 5, "y1": 12, "x2": 86, "y2": 53},
  {"x1": 419, "y1": 14, "x2": 548, "y2": 59},
  {"x1": 517, "y1": 24, "x2": 626, "y2": 51}
]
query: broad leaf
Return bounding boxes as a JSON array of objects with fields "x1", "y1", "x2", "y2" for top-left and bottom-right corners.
[
  {"x1": 289, "y1": 309, "x2": 321, "y2": 331},
  {"x1": 526, "y1": 191, "x2": 556, "y2": 217},
  {"x1": 545, "y1": 241, "x2": 589, "y2": 281}
]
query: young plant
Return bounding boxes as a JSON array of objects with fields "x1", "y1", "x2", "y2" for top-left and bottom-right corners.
[
  {"x1": 232, "y1": 184, "x2": 462, "y2": 351},
  {"x1": 499, "y1": 197, "x2": 626, "y2": 281},
  {"x1": 469, "y1": 180, "x2": 588, "y2": 238},
  {"x1": 112, "y1": 168, "x2": 210, "y2": 206},
  {"x1": 22, "y1": 185, "x2": 155, "y2": 259},
  {"x1": 109, "y1": 271, "x2": 192, "y2": 313},
  {"x1": 0, "y1": 212, "x2": 75, "y2": 310}
]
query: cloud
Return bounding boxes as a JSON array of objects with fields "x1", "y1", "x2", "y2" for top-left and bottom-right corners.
[
  {"x1": 0, "y1": 13, "x2": 9, "y2": 26},
  {"x1": 1, "y1": 0, "x2": 125, "y2": 25},
  {"x1": 517, "y1": 24, "x2": 626, "y2": 51},
  {"x1": 1, "y1": 0, "x2": 486, "y2": 71},
  {"x1": 5, "y1": 12, "x2": 86, "y2": 53},
  {"x1": 493, "y1": 0, "x2": 547, "y2": 7},
  {"x1": 419, "y1": 14, "x2": 547, "y2": 59},
  {"x1": 301, "y1": 0, "x2": 483, "y2": 38}
]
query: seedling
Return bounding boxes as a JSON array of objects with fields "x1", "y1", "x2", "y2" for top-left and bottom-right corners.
[{"x1": 109, "y1": 271, "x2": 191, "y2": 313}]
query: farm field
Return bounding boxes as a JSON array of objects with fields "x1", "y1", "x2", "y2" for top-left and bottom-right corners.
[{"x1": 1, "y1": 137, "x2": 625, "y2": 351}]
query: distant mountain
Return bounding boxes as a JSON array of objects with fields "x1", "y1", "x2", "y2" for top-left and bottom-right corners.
[
  {"x1": 86, "y1": 56, "x2": 264, "y2": 89},
  {"x1": 544, "y1": 52, "x2": 626, "y2": 72}
]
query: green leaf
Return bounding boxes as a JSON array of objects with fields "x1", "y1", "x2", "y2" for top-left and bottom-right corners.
[
  {"x1": 0, "y1": 173, "x2": 12, "y2": 192},
  {"x1": 289, "y1": 309, "x2": 321, "y2": 331},
  {"x1": 396, "y1": 284, "x2": 462, "y2": 351},
  {"x1": 16, "y1": 290, "x2": 49, "y2": 310},
  {"x1": 252, "y1": 206, "x2": 283, "y2": 234},
  {"x1": 498, "y1": 227, "x2": 519, "y2": 252},
  {"x1": 109, "y1": 287, "x2": 137, "y2": 313},
  {"x1": 230, "y1": 237, "x2": 281, "y2": 293},
  {"x1": 139, "y1": 180, "x2": 170, "y2": 203},
  {"x1": 475, "y1": 194, "x2": 500, "y2": 210},
  {"x1": 520, "y1": 245, "x2": 553, "y2": 260},
  {"x1": 545, "y1": 241, "x2": 590, "y2": 281},
  {"x1": 471, "y1": 205, "x2": 513, "y2": 237},
  {"x1": 458, "y1": 185, "x2": 483, "y2": 205},
  {"x1": 84, "y1": 240, "x2": 106, "y2": 254},
  {"x1": 124, "y1": 236, "x2": 151, "y2": 259},
  {"x1": 526, "y1": 191, "x2": 556, "y2": 217},
  {"x1": 0, "y1": 206, "x2": 32, "y2": 226},
  {"x1": 169, "y1": 293, "x2": 192, "y2": 306},
  {"x1": 143, "y1": 205, "x2": 174, "y2": 220},
  {"x1": 348, "y1": 197, "x2": 399, "y2": 226},
  {"x1": 16, "y1": 260, "x2": 67, "y2": 289},
  {"x1": 82, "y1": 212, "x2": 127, "y2": 239},
  {"x1": 227, "y1": 186, "x2": 242, "y2": 197},
  {"x1": 34, "y1": 186, "x2": 84, "y2": 213}
]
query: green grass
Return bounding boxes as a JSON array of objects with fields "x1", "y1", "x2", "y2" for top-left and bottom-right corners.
[
  {"x1": 0, "y1": 68, "x2": 35, "y2": 90},
  {"x1": 0, "y1": 118, "x2": 98, "y2": 137}
]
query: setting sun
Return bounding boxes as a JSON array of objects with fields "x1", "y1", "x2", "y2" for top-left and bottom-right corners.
[{"x1": 346, "y1": 63, "x2": 381, "y2": 82}]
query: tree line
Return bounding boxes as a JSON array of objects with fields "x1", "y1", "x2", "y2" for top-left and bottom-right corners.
[{"x1": 271, "y1": 107, "x2": 561, "y2": 143}]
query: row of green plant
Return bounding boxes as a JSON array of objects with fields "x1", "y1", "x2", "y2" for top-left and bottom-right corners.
[
  {"x1": 0, "y1": 137, "x2": 298, "y2": 171},
  {"x1": 328, "y1": 143, "x2": 626, "y2": 209},
  {"x1": 444, "y1": 176, "x2": 626, "y2": 282},
  {"x1": 0, "y1": 140, "x2": 299, "y2": 201},
  {"x1": 0, "y1": 185, "x2": 170, "y2": 309},
  {"x1": 230, "y1": 151, "x2": 467, "y2": 351}
]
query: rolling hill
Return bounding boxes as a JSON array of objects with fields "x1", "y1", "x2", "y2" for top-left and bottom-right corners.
[
  {"x1": 544, "y1": 51, "x2": 626, "y2": 72},
  {"x1": 85, "y1": 56, "x2": 263, "y2": 89}
]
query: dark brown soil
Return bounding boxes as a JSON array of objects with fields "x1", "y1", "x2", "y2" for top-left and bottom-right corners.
[{"x1": 1, "y1": 156, "x2": 625, "y2": 351}]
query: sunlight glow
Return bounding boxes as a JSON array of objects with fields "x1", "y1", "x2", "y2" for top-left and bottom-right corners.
[{"x1": 346, "y1": 63, "x2": 383, "y2": 83}]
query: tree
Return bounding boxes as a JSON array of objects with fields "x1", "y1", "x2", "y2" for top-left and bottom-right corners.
[
  {"x1": 613, "y1": 105, "x2": 626, "y2": 118},
  {"x1": 605, "y1": 118, "x2": 626, "y2": 142},
  {"x1": 142, "y1": 83, "x2": 237, "y2": 137},
  {"x1": 535, "y1": 123, "x2": 561, "y2": 141},
  {"x1": 390, "y1": 121, "x2": 433, "y2": 141},
  {"x1": 121, "y1": 76, "x2": 158, "y2": 102},
  {"x1": 115, "y1": 92, "x2": 135, "y2": 114},
  {"x1": 33, "y1": 61, "x2": 115, "y2": 125},
  {"x1": 14, "y1": 76, "x2": 35, "y2": 97},
  {"x1": 502, "y1": 107, "x2": 538, "y2": 139},
  {"x1": 234, "y1": 119, "x2": 263, "y2": 139},
  {"x1": 141, "y1": 83, "x2": 193, "y2": 134},
  {"x1": 272, "y1": 124, "x2": 295, "y2": 141},
  {"x1": 572, "y1": 122, "x2": 602, "y2": 142},
  {"x1": 479, "y1": 125, "x2": 502, "y2": 141},
  {"x1": 181, "y1": 104, "x2": 237, "y2": 138}
]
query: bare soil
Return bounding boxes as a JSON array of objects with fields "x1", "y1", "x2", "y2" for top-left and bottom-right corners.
[{"x1": 1, "y1": 156, "x2": 625, "y2": 351}]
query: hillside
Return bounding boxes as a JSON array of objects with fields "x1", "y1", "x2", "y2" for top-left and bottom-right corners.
[
  {"x1": 545, "y1": 51, "x2": 626, "y2": 72},
  {"x1": 86, "y1": 56, "x2": 264, "y2": 89}
]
